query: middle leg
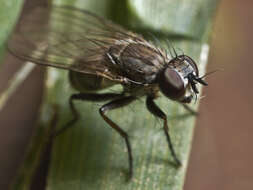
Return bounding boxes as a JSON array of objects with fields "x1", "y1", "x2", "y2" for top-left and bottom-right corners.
[{"x1": 99, "y1": 96, "x2": 136, "y2": 179}]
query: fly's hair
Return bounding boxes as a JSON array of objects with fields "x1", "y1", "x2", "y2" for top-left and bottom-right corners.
[{"x1": 145, "y1": 32, "x2": 178, "y2": 61}]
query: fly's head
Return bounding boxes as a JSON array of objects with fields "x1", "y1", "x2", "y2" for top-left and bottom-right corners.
[{"x1": 158, "y1": 55, "x2": 208, "y2": 103}]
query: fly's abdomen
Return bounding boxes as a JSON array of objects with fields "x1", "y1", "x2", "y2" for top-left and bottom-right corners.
[{"x1": 69, "y1": 71, "x2": 116, "y2": 92}]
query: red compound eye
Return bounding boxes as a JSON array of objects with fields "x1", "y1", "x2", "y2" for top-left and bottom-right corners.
[{"x1": 159, "y1": 67, "x2": 186, "y2": 100}]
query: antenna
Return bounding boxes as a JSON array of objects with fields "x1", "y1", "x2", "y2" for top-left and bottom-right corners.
[{"x1": 200, "y1": 68, "x2": 224, "y2": 79}]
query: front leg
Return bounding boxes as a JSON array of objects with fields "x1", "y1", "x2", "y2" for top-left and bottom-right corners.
[
  {"x1": 146, "y1": 96, "x2": 181, "y2": 166},
  {"x1": 181, "y1": 103, "x2": 198, "y2": 115}
]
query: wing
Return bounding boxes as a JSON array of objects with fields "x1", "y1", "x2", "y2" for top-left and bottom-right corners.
[{"x1": 8, "y1": 4, "x2": 146, "y2": 81}]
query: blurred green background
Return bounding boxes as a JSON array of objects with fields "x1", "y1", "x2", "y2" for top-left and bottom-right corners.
[{"x1": 0, "y1": 0, "x2": 253, "y2": 189}]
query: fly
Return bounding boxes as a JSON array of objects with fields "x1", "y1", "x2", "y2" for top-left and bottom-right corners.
[{"x1": 7, "y1": 4, "x2": 208, "y2": 179}]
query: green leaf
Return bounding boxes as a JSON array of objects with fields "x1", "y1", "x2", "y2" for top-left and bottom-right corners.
[
  {"x1": 127, "y1": 0, "x2": 218, "y2": 38},
  {"x1": 10, "y1": 0, "x2": 217, "y2": 189}
]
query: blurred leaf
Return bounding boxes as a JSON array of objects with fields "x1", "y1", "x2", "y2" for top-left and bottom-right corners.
[
  {"x1": 0, "y1": 0, "x2": 34, "y2": 112},
  {"x1": 127, "y1": 0, "x2": 218, "y2": 38},
  {"x1": 0, "y1": 0, "x2": 24, "y2": 62},
  {"x1": 11, "y1": 0, "x2": 217, "y2": 190}
]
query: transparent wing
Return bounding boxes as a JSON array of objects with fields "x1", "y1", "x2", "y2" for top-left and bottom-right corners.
[{"x1": 8, "y1": 4, "x2": 145, "y2": 81}]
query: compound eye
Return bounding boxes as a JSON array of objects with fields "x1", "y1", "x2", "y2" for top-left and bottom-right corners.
[
  {"x1": 165, "y1": 68, "x2": 183, "y2": 89},
  {"x1": 159, "y1": 68, "x2": 185, "y2": 100}
]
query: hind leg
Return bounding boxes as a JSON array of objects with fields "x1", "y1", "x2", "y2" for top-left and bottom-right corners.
[{"x1": 52, "y1": 92, "x2": 123, "y2": 137}]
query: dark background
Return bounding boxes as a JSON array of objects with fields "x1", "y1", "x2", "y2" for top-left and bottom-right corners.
[{"x1": 1, "y1": 0, "x2": 253, "y2": 189}]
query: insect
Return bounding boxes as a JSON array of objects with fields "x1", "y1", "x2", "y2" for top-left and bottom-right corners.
[{"x1": 8, "y1": 4, "x2": 207, "y2": 178}]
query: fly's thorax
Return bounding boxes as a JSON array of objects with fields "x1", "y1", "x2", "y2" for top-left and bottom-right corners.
[
  {"x1": 108, "y1": 40, "x2": 167, "y2": 84},
  {"x1": 69, "y1": 71, "x2": 116, "y2": 92},
  {"x1": 120, "y1": 42, "x2": 166, "y2": 68}
]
